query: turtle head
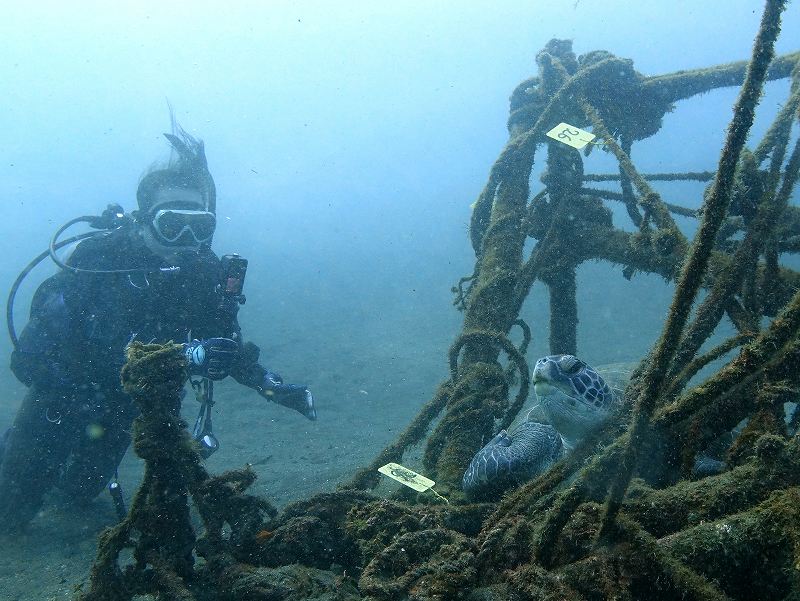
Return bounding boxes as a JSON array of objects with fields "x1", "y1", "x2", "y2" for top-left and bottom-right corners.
[{"x1": 532, "y1": 355, "x2": 614, "y2": 445}]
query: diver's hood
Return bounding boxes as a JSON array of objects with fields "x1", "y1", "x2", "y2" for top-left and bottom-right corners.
[
  {"x1": 163, "y1": 131, "x2": 216, "y2": 214},
  {"x1": 137, "y1": 127, "x2": 216, "y2": 216}
]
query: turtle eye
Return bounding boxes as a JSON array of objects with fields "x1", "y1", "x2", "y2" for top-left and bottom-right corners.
[{"x1": 559, "y1": 355, "x2": 584, "y2": 375}]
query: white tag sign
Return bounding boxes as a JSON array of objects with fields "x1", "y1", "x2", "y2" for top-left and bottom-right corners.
[
  {"x1": 545, "y1": 122, "x2": 597, "y2": 149},
  {"x1": 378, "y1": 462, "x2": 435, "y2": 492}
]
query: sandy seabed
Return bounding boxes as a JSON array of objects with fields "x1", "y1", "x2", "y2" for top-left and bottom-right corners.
[
  {"x1": 0, "y1": 260, "x2": 678, "y2": 599},
  {"x1": 0, "y1": 311, "x2": 455, "y2": 600}
]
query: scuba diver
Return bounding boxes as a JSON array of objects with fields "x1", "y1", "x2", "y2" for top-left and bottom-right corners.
[{"x1": 0, "y1": 123, "x2": 316, "y2": 533}]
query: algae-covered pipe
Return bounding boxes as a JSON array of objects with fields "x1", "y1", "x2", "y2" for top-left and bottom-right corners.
[
  {"x1": 598, "y1": 0, "x2": 789, "y2": 539},
  {"x1": 644, "y1": 50, "x2": 799, "y2": 104}
]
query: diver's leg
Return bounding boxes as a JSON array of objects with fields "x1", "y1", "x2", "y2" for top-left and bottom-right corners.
[
  {"x1": 59, "y1": 393, "x2": 136, "y2": 504},
  {"x1": 0, "y1": 387, "x2": 75, "y2": 532},
  {"x1": 59, "y1": 426, "x2": 132, "y2": 503}
]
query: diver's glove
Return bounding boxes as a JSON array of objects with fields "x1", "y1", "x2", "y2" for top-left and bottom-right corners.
[
  {"x1": 261, "y1": 371, "x2": 317, "y2": 420},
  {"x1": 183, "y1": 338, "x2": 239, "y2": 380}
]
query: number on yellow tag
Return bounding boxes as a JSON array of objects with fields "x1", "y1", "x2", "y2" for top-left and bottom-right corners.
[{"x1": 545, "y1": 122, "x2": 597, "y2": 149}]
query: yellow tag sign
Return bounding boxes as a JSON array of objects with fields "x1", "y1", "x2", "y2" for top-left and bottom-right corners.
[
  {"x1": 378, "y1": 462, "x2": 435, "y2": 492},
  {"x1": 545, "y1": 122, "x2": 596, "y2": 149}
]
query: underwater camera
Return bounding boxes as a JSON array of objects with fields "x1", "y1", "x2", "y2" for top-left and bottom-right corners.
[
  {"x1": 220, "y1": 253, "x2": 247, "y2": 297},
  {"x1": 218, "y1": 253, "x2": 248, "y2": 311},
  {"x1": 190, "y1": 254, "x2": 249, "y2": 458}
]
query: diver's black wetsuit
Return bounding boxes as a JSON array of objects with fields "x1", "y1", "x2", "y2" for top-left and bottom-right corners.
[{"x1": 0, "y1": 229, "x2": 268, "y2": 531}]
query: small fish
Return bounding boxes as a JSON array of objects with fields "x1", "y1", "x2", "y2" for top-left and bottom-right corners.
[
  {"x1": 254, "y1": 529, "x2": 274, "y2": 544},
  {"x1": 249, "y1": 455, "x2": 273, "y2": 467}
]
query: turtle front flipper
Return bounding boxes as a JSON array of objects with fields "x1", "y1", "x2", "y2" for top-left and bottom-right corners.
[{"x1": 462, "y1": 422, "x2": 563, "y2": 499}]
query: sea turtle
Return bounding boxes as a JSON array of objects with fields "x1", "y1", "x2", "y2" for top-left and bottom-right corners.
[
  {"x1": 462, "y1": 421, "x2": 564, "y2": 498},
  {"x1": 462, "y1": 354, "x2": 621, "y2": 498},
  {"x1": 532, "y1": 354, "x2": 620, "y2": 449}
]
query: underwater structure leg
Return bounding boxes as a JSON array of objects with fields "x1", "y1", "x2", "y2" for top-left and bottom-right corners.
[{"x1": 77, "y1": 343, "x2": 280, "y2": 601}]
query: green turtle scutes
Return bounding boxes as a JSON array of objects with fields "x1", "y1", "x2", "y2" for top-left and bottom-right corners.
[
  {"x1": 463, "y1": 354, "x2": 621, "y2": 498},
  {"x1": 532, "y1": 354, "x2": 619, "y2": 448},
  {"x1": 461, "y1": 421, "x2": 564, "y2": 498}
]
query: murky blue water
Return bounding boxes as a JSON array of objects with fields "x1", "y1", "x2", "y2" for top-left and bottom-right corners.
[{"x1": 0, "y1": 2, "x2": 797, "y2": 597}]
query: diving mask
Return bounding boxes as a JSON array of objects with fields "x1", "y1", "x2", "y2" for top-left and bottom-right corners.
[{"x1": 151, "y1": 209, "x2": 216, "y2": 246}]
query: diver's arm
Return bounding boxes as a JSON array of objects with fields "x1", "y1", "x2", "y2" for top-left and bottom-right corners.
[
  {"x1": 10, "y1": 275, "x2": 77, "y2": 389},
  {"x1": 229, "y1": 341, "x2": 316, "y2": 420},
  {"x1": 10, "y1": 236, "x2": 115, "y2": 390}
]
